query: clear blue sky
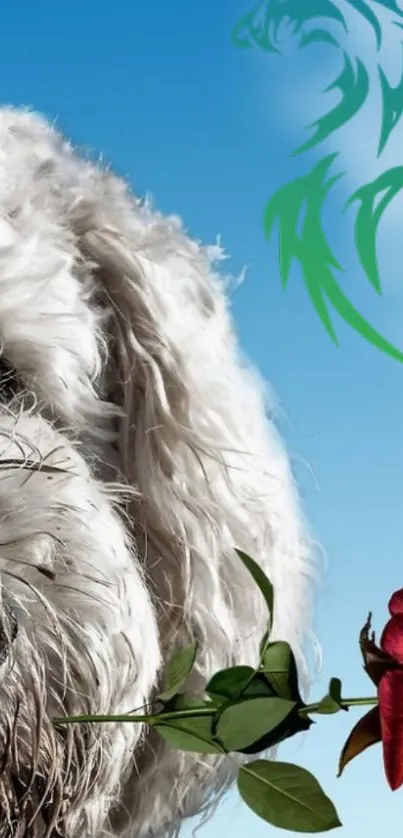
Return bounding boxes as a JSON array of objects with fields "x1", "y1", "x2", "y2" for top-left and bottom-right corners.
[{"x1": 4, "y1": 0, "x2": 403, "y2": 834}]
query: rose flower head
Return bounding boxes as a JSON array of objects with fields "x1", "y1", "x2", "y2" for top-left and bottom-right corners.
[{"x1": 339, "y1": 589, "x2": 403, "y2": 790}]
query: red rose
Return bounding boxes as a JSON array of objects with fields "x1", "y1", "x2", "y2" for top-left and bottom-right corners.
[{"x1": 339, "y1": 589, "x2": 403, "y2": 789}]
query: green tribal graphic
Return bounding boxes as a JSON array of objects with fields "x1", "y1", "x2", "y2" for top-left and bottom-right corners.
[{"x1": 233, "y1": 0, "x2": 403, "y2": 362}]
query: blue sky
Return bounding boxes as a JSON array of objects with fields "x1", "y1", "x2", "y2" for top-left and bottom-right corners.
[{"x1": 4, "y1": 0, "x2": 403, "y2": 834}]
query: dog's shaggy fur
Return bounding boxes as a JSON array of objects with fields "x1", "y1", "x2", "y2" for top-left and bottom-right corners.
[{"x1": 0, "y1": 107, "x2": 314, "y2": 838}]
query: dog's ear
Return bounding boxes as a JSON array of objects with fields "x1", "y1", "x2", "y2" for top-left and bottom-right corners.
[
  {"x1": 75, "y1": 180, "x2": 314, "y2": 672},
  {"x1": 74, "y1": 178, "x2": 228, "y2": 498},
  {"x1": 80, "y1": 220, "x2": 191, "y2": 482},
  {"x1": 76, "y1": 196, "x2": 214, "y2": 641}
]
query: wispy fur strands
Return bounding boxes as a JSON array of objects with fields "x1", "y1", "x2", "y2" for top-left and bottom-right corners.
[{"x1": 0, "y1": 108, "x2": 316, "y2": 838}]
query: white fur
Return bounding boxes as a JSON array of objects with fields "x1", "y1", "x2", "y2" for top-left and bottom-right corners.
[{"x1": 0, "y1": 108, "x2": 315, "y2": 838}]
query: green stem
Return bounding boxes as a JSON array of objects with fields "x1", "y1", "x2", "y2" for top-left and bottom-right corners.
[
  {"x1": 53, "y1": 707, "x2": 216, "y2": 726},
  {"x1": 299, "y1": 696, "x2": 378, "y2": 716},
  {"x1": 54, "y1": 696, "x2": 379, "y2": 726},
  {"x1": 340, "y1": 696, "x2": 378, "y2": 708}
]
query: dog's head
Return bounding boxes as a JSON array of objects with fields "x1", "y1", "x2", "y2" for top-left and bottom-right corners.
[{"x1": 0, "y1": 108, "x2": 314, "y2": 838}]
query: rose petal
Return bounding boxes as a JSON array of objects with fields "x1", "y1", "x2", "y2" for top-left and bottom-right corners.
[
  {"x1": 360, "y1": 614, "x2": 395, "y2": 685},
  {"x1": 337, "y1": 706, "x2": 381, "y2": 777},
  {"x1": 388, "y1": 590, "x2": 403, "y2": 616},
  {"x1": 379, "y1": 670, "x2": 403, "y2": 790},
  {"x1": 380, "y1": 614, "x2": 403, "y2": 664}
]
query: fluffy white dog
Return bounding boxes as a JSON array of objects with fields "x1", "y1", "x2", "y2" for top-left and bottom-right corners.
[{"x1": 0, "y1": 108, "x2": 314, "y2": 838}]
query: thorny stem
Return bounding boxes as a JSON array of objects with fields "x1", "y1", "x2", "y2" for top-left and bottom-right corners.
[{"x1": 53, "y1": 697, "x2": 379, "y2": 726}]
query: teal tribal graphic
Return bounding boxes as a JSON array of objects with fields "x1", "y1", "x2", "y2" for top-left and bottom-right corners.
[{"x1": 232, "y1": 0, "x2": 403, "y2": 362}]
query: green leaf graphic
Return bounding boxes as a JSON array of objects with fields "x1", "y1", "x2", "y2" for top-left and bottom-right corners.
[
  {"x1": 378, "y1": 48, "x2": 403, "y2": 155},
  {"x1": 371, "y1": 0, "x2": 403, "y2": 20},
  {"x1": 238, "y1": 760, "x2": 342, "y2": 832},
  {"x1": 233, "y1": 0, "x2": 402, "y2": 57},
  {"x1": 233, "y1": 4, "x2": 403, "y2": 364},
  {"x1": 264, "y1": 153, "x2": 343, "y2": 344},
  {"x1": 346, "y1": 0, "x2": 403, "y2": 47},
  {"x1": 299, "y1": 29, "x2": 340, "y2": 48},
  {"x1": 231, "y1": 0, "x2": 347, "y2": 54},
  {"x1": 295, "y1": 54, "x2": 370, "y2": 155},
  {"x1": 344, "y1": 0, "x2": 384, "y2": 49},
  {"x1": 265, "y1": 155, "x2": 403, "y2": 363},
  {"x1": 231, "y1": 0, "x2": 280, "y2": 52},
  {"x1": 233, "y1": 0, "x2": 402, "y2": 52},
  {"x1": 347, "y1": 166, "x2": 403, "y2": 294}
]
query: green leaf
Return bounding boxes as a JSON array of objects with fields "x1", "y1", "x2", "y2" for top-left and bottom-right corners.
[
  {"x1": 153, "y1": 694, "x2": 223, "y2": 754},
  {"x1": 155, "y1": 721, "x2": 223, "y2": 754},
  {"x1": 261, "y1": 641, "x2": 303, "y2": 703},
  {"x1": 235, "y1": 549, "x2": 274, "y2": 622},
  {"x1": 160, "y1": 694, "x2": 212, "y2": 712},
  {"x1": 205, "y1": 666, "x2": 256, "y2": 702},
  {"x1": 240, "y1": 672, "x2": 277, "y2": 699},
  {"x1": 216, "y1": 697, "x2": 296, "y2": 752},
  {"x1": 241, "y1": 721, "x2": 314, "y2": 755},
  {"x1": 239, "y1": 707, "x2": 313, "y2": 756},
  {"x1": 259, "y1": 628, "x2": 271, "y2": 659},
  {"x1": 154, "y1": 698, "x2": 222, "y2": 755},
  {"x1": 315, "y1": 696, "x2": 341, "y2": 715},
  {"x1": 158, "y1": 641, "x2": 198, "y2": 702},
  {"x1": 225, "y1": 642, "x2": 313, "y2": 754},
  {"x1": 315, "y1": 678, "x2": 346, "y2": 715},
  {"x1": 238, "y1": 760, "x2": 342, "y2": 833},
  {"x1": 329, "y1": 678, "x2": 342, "y2": 702},
  {"x1": 206, "y1": 666, "x2": 278, "y2": 707}
]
